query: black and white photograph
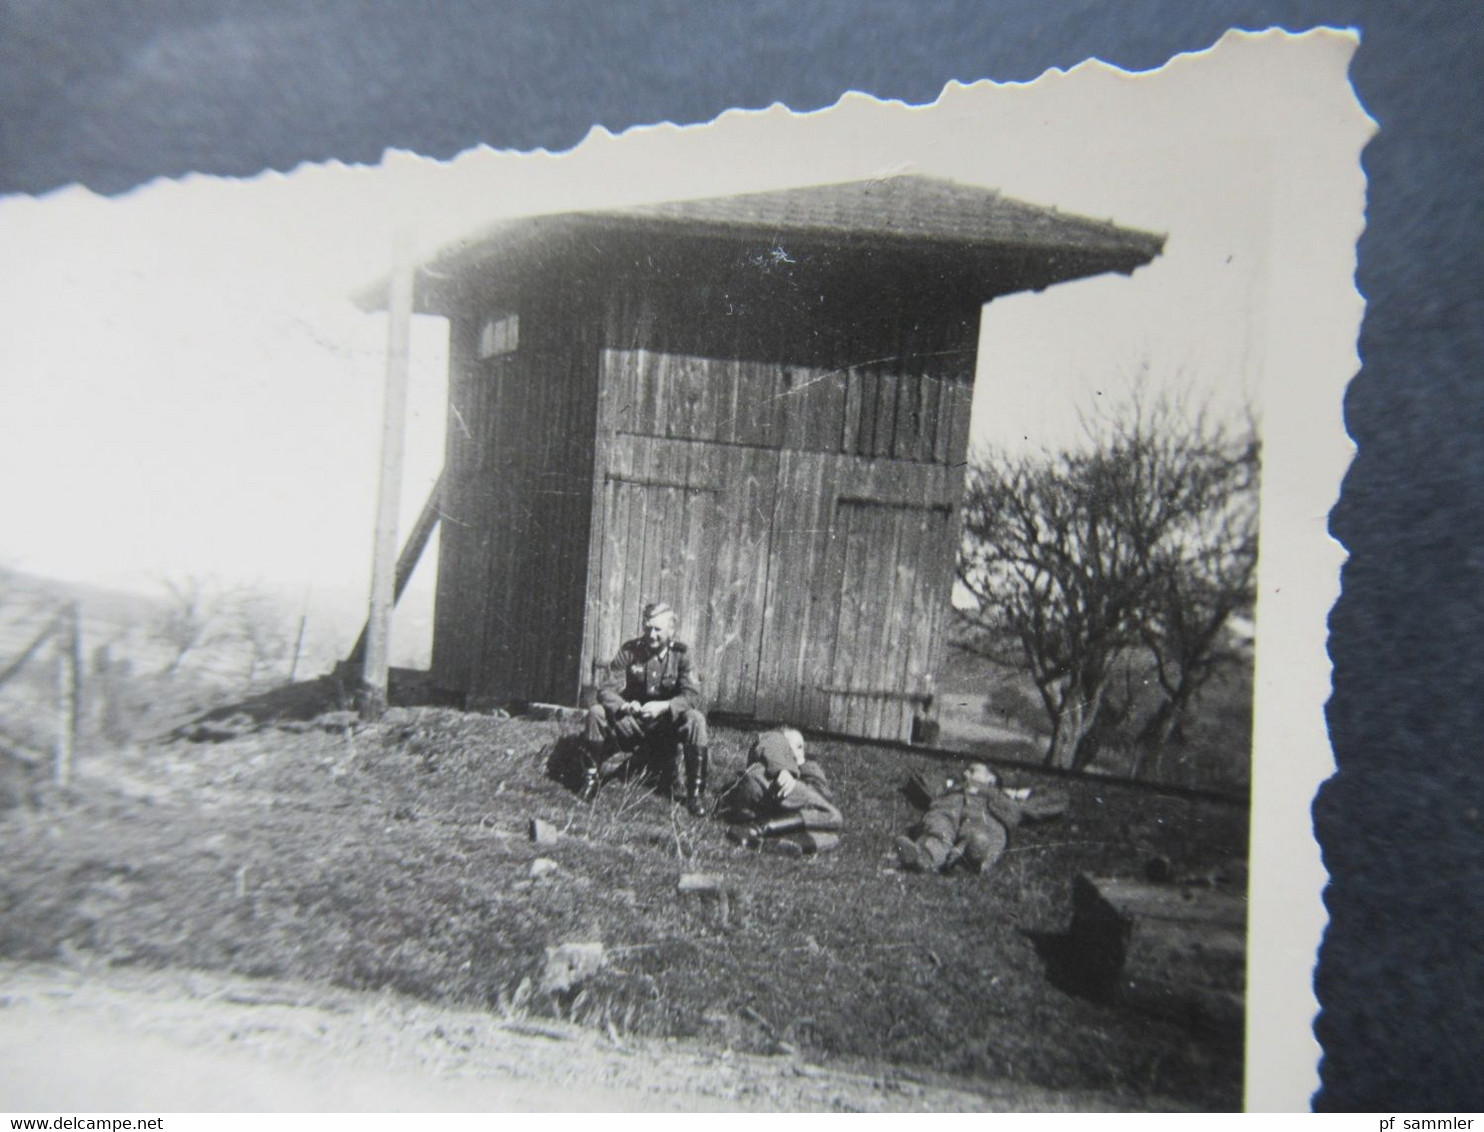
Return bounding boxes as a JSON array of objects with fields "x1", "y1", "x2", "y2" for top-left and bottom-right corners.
[{"x1": 0, "y1": 29, "x2": 1367, "y2": 1112}]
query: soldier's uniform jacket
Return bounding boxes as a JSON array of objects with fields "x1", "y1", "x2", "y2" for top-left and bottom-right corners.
[
  {"x1": 598, "y1": 638, "x2": 702, "y2": 719},
  {"x1": 925, "y1": 782, "x2": 1023, "y2": 834}
]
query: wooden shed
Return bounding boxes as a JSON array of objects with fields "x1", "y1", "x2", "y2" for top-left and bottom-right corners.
[{"x1": 366, "y1": 176, "x2": 1163, "y2": 741}]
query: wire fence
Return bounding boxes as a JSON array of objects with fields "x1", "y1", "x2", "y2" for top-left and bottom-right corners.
[{"x1": 0, "y1": 601, "x2": 81, "y2": 785}]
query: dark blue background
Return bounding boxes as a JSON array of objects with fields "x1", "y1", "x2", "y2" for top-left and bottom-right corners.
[{"x1": 3, "y1": 1, "x2": 1479, "y2": 1111}]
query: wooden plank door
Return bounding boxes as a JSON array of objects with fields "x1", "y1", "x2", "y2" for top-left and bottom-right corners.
[
  {"x1": 584, "y1": 348, "x2": 970, "y2": 739},
  {"x1": 584, "y1": 350, "x2": 778, "y2": 716},
  {"x1": 824, "y1": 489, "x2": 956, "y2": 741},
  {"x1": 756, "y1": 454, "x2": 959, "y2": 741}
]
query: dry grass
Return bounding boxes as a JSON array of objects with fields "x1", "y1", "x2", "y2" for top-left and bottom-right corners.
[{"x1": 0, "y1": 684, "x2": 1250, "y2": 1109}]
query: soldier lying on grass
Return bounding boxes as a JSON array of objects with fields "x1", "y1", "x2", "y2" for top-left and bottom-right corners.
[
  {"x1": 894, "y1": 762, "x2": 1062, "y2": 875},
  {"x1": 721, "y1": 727, "x2": 842, "y2": 857}
]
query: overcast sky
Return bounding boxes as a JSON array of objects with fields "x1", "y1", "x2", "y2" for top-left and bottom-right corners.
[{"x1": 0, "y1": 33, "x2": 1298, "y2": 649}]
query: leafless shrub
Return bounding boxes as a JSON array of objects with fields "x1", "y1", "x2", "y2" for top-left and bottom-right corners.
[
  {"x1": 230, "y1": 586, "x2": 295, "y2": 683},
  {"x1": 958, "y1": 381, "x2": 1258, "y2": 775},
  {"x1": 152, "y1": 574, "x2": 231, "y2": 676}
]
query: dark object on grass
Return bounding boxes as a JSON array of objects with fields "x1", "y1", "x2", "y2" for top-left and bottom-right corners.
[
  {"x1": 678, "y1": 873, "x2": 741, "y2": 928},
  {"x1": 910, "y1": 712, "x2": 940, "y2": 747},
  {"x1": 545, "y1": 733, "x2": 607, "y2": 797},
  {"x1": 1055, "y1": 874, "x2": 1246, "y2": 1033},
  {"x1": 902, "y1": 770, "x2": 951, "y2": 811},
  {"x1": 547, "y1": 732, "x2": 673, "y2": 804},
  {"x1": 180, "y1": 715, "x2": 256, "y2": 743}
]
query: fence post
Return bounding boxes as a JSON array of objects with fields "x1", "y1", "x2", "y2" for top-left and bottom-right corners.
[
  {"x1": 288, "y1": 611, "x2": 308, "y2": 683},
  {"x1": 54, "y1": 603, "x2": 80, "y2": 787}
]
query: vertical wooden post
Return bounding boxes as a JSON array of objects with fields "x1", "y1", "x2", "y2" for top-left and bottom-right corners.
[
  {"x1": 69, "y1": 603, "x2": 82, "y2": 746},
  {"x1": 288, "y1": 611, "x2": 308, "y2": 683},
  {"x1": 360, "y1": 230, "x2": 415, "y2": 720},
  {"x1": 55, "y1": 603, "x2": 80, "y2": 787}
]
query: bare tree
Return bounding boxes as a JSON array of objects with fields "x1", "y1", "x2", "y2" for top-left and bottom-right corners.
[
  {"x1": 232, "y1": 587, "x2": 293, "y2": 682},
  {"x1": 957, "y1": 390, "x2": 1258, "y2": 773},
  {"x1": 152, "y1": 575, "x2": 228, "y2": 676},
  {"x1": 1135, "y1": 434, "x2": 1259, "y2": 764}
]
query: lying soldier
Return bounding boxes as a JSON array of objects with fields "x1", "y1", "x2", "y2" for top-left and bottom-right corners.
[
  {"x1": 894, "y1": 762, "x2": 1034, "y2": 875},
  {"x1": 723, "y1": 727, "x2": 842, "y2": 857}
]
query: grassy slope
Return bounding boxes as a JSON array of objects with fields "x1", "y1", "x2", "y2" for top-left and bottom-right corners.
[{"x1": 0, "y1": 695, "x2": 1249, "y2": 1109}]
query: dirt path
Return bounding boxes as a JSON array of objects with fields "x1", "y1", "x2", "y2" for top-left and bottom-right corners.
[{"x1": 0, "y1": 960, "x2": 1145, "y2": 1113}]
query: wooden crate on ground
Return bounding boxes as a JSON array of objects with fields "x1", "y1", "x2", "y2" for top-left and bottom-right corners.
[{"x1": 1066, "y1": 874, "x2": 1247, "y2": 1032}]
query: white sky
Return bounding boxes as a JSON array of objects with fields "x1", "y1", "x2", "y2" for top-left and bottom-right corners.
[{"x1": 0, "y1": 35, "x2": 1282, "y2": 645}]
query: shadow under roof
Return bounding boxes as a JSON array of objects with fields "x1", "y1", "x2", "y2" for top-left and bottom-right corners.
[{"x1": 359, "y1": 174, "x2": 1165, "y2": 313}]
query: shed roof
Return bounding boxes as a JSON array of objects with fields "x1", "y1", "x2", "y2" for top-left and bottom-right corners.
[
  {"x1": 610, "y1": 175, "x2": 1163, "y2": 257},
  {"x1": 360, "y1": 175, "x2": 1164, "y2": 312}
]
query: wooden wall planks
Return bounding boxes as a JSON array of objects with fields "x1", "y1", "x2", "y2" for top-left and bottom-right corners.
[
  {"x1": 432, "y1": 287, "x2": 600, "y2": 707},
  {"x1": 427, "y1": 230, "x2": 984, "y2": 738},
  {"x1": 583, "y1": 346, "x2": 972, "y2": 741}
]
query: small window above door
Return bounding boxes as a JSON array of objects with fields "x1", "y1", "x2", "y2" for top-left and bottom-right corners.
[{"x1": 476, "y1": 312, "x2": 519, "y2": 360}]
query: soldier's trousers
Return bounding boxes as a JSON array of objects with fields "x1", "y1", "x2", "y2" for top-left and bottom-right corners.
[
  {"x1": 729, "y1": 763, "x2": 843, "y2": 831},
  {"x1": 915, "y1": 810, "x2": 1009, "y2": 873},
  {"x1": 582, "y1": 704, "x2": 708, "y2": 768}
]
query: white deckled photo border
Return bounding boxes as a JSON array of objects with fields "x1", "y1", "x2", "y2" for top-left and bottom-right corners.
[{"x1": 0, "y1": 28, "x2": 1369, "y2": 1113}]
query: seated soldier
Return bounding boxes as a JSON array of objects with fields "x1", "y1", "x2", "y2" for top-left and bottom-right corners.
[
  {"x1": 894, "y1": 762, "x2": 1026, "y2": 875},
  {"x1": 723, "y1": 727, "x2": 842, "y2": 857},
  {"x1": 581, "y1": 601, "x2": 709, "y2": 814}
]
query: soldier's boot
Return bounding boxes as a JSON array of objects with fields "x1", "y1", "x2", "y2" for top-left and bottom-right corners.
[
  {"x1": 578, "y1": 740, "x2": 605, "y2": 803},
  {"x1": 894, "y1": 835, "x2": 934, "y2": 873},
  {"x1": 756, "y1": 814, "x2": 808, "y2": 838},
  {"x1": 579, "y1": 767, "x2": 601, "y2": 803},
  {"x1": 727, "y1": 813, "x2": 807, "y2": 849},
  {"x1": 684, "y1": 745, "x2": 710, "y2": 817}
]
